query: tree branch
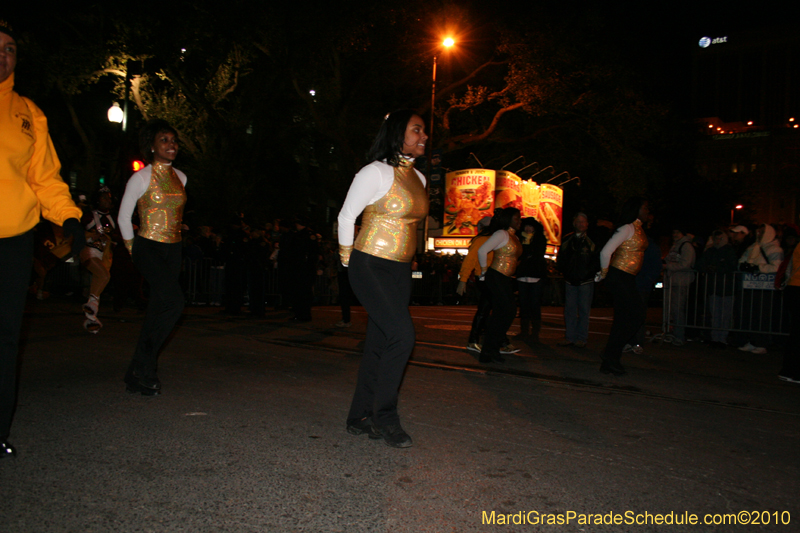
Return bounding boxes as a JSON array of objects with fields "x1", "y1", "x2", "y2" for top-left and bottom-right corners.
[{"x1": 443, "y1": 102, "x2": 525, "y2": 150}]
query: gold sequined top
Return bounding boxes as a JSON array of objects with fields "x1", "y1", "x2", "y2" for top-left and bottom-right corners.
[
  {"x1": 610, "y1": 219, "x2": 647, "y2": 275},
  {"x1": 137, "y1": 163, "x2": 187, "y2": 243},
  {"x1": 490, "y1": 228, "x2": 522, "y2": 277},
  {"x1": 353, "y1": 159, "x2": 429, "y2": 263}
]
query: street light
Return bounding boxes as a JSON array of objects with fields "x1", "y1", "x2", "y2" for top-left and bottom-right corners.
[
  {"x1": 731, "y1": 204, "x2": 743, "y2": 224},
  {"x1": 425, "y1": 36, "x2": 455, "y2": 251},
  {"x1": 107, "y1": 102, "x2": 123, "y2": 124}
]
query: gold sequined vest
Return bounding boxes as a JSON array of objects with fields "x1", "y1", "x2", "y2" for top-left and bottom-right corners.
[
  {"x1": 490, "y1": 228, "x2": 522, "y2": 277},
  {"x1": 137, "y1": 163, "x2": 187, "y2": 243},
  {"x1": 354, "y1": 160, "x2": 429, "y2": 262},
  {"x1": 610, "y1": 219, "x2": 647, "y2": 275}
]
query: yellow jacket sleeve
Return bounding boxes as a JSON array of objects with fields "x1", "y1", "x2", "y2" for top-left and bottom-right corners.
[{"x1": 23, "y1": 97, "x2": 82, "y2": 227}]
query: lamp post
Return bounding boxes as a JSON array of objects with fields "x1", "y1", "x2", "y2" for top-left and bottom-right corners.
[{"x1": 424, "y1": 37, "x2": 455, "y2": 251}]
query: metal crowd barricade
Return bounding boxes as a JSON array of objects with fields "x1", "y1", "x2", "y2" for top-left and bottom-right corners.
[{"x1": 657, "y1": 270, "x2": 789, "y2": 343}]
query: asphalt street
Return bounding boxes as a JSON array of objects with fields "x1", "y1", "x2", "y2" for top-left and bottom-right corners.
[{"x1": 1, "y1": 299, "x2": 798, "y2": 532}]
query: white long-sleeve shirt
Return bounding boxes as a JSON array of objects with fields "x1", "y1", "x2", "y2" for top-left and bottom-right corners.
[
  {"x1": 478, "y1": 230, "x2": 511, "y2": 269},
  {"x1": 117, "y1": 164, "x2": 188, "y2": 241},
  {"x1": 599, "y1": 224, "x2": 635, "y2": 269},
  {"x1": 337, "y1": 160, "x2": 426, "y2": 246}
]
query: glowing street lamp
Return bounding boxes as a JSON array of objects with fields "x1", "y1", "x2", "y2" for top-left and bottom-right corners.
[
  {"x1": 731, "y1": 204, "x2": 743, "y2": 224},
  {"x1": 107, "y1": 102, "x2": 123, "y2": 124}
]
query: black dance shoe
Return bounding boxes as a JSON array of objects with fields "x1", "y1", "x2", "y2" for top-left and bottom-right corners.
[
  {"x1": 599, "y1": 362, "x2": 627, "y2": 376},
  {"x1": 125, "y1": 371, "x2": 161, "y2": 396},
  {"x1": 1, "y1": 440, "x2": 17, "y2": 459},
  {"x1": 346, "y1": 417, "x2": 380, "y2": 438},
  {"x1": 373, "y1": 423, "x2": 413, "y2": 448}
]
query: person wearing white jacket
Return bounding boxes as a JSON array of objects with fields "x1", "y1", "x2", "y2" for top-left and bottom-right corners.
[{"x1": 737, "y1": 224, "x2": 783, "y2": 354}]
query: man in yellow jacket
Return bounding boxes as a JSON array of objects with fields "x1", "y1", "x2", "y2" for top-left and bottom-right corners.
[{"x1": 0, "y1": 21, "x2": 85, "y2": 459}]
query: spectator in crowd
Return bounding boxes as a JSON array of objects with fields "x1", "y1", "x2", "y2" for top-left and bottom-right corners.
[
  {"x1": 282, "y1": 215, "x2": 318, "y2": 322},
  {"x1": 515, "y1": 218, "x2": 548, "y2": 342},
  {"x1": 737, "y1": 223, "x2": 783, "y2": 354},
  {"x1": 696, "y1": 229, "x2": 738, "y2": 348},
  {"x1": 1, "y1": 20, "x2": 86, "y2": 458},
  {"x1": 556, "y1": 212, "x2": 598, "y2": 348},
  {"x1": 664, "y1": 225, "x2": 696, "y2": 346},
  {"x1": 729, "y1": 225, "x2": 752, "y2": 258}
]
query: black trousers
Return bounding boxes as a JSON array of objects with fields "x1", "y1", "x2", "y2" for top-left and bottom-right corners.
[
  {"x1": 338, "y1": 270, "x2": 352, "y2": 323},
  {"x1": 129, "y1": 237, "x2": 184, "y2": 378},
  {"x1": 602, "y1": 267, "x2": 645, "y2": 365},
  {"x1": 346, "y1": 250, "x2": 414, "y2": 427},
  {"x1": 0, "y1": 231, "x2": 34, "y2": 440},
  {"x1": 482, "y1": 268, "x2": 516, "y2": 357},
  {"x1": 468, "y1": 279, "x2": 491, "y2": 344},
  {"x1": 780, "y1": 286, "x2": 800, "y2": 377}
]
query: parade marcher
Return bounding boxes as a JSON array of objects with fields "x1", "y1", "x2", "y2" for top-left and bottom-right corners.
[
  {"x1": 457, "y1": 216, "x2": 494, "y2": 352},
  {"x1": 779, "y1": 241, "x2": 800, "y2": 384},
  {"x1": 556, "y1": 212, "x2": 598, "y2": 347},
  {"x1": 477, "y1": 208, "x2": 522, "y2": 364},
  {"x1": 1, "y1": 21, "x2": 85, "y2": 458},
  {"x1": 515, "y1": 218, "x2": 548, "y2": 342},
  {"x1": 118, "y1": 120, "x2": 187, "y2": 396},
  {"x1": 596, "y1": 198, "x2": 650, "y2": 376},
  {"x1": 80, "y1": 186, "x2": 117, "y2": 333},
  {"x1": 337, "y1": 110, "x2": 429, "y2": 448}
]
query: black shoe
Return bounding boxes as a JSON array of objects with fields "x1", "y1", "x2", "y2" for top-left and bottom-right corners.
[
  {"x1": 346, "y1": 417, "x2": 380, "y2": 438},
  {"x1": 373, "y1": 423, "x2": 413, "y2": 448},
  {"x1": 479, "y1": 351, "x2": 505, "y2": 364},
  {"x1": 0, "y1": 440, "x2": 16, "y2": 459},
  {"x1": 599, "y1": 362, "x2": 627, "y2": 376},
  {"x1": 125, "y1": 371, "x2": 161, "y2": 396}
]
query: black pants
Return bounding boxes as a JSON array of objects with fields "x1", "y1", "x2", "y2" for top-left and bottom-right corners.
[
  {"x1": 346, "y1": 250, "x2": 414, "y2": 428},
  {"x1": 780, "y1": 286, "x2": 800, "y2": 378},
  {"x1": 602, "y1": 267, "x2": 644, "y2": 365},
  {"x1": 0, "y1": 231, "x2": 34, "y2": 440},
  {"x1": 128, "y1": 237, "x2": 184, "y2": 379},
  {"x1": 482, "y1": 268, "x2": 516, "y2": 357},
  {"x1": 338, "y1": 270, "x2": 352, "y2": 323},
  {"x1": 468, "y1": 279, "x2": 491, "y2": 344}
]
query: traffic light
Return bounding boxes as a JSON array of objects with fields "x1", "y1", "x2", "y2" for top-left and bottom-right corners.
[{"x1": 132, "y1": 160, "x2": 146, "y2": 172}]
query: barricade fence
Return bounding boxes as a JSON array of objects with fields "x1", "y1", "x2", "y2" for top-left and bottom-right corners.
[{"x1": 661, "y1": 270, "x2": 789, "y2": 342}]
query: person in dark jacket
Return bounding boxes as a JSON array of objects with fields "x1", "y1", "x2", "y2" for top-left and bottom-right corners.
[
  {"x1": 556, "y1": 213, "x2": 598, "y2": 347},
  {"x1": 282, "y1": 215, "x2": 319, "y2": 321},
  {"x1": 515, "y1": 218, "x2": 548, "y2": 340},
  {"x1": 696, "y1": 229, "x2": 738, "y2": 347},
  {"x1": 627, "y1": 232, "x2": 662, "y2": 353}
]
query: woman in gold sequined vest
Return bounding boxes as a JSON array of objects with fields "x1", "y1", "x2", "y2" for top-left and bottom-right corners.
[
  {"x1": 337, "y1": 110, "x2": 429, "y2": 448},
  {"x1": 117, "y1": 120, "x2": 187, "y2": 396},
  {"x1": 477, "y1": 208, "x2": 523, "y2": 364},
  {"x1": 596, "y1": 198, "x2": 650, "y2": 376}
]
